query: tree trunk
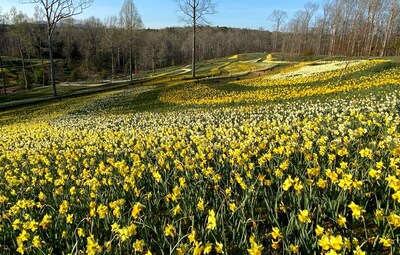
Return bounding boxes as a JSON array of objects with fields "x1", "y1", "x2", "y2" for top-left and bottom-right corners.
[
  {"x1": 41, "y1": 56, "x2": 45, "y2": 86},
  {"x1": 380, "y1": 0, "x2": 396, "y2": 56},
  {"x1": 130, "y1": 44, "x2": 133, "y2": 82},
  {"x1": 152, "y1": 55, "x2": 155, "y2": 75},
  {"x1": 135, "y1": 55, "x2": 137, "y2": 75},
  {"x1": 111, "y1": 50, "x2": 114, "y2": 82},
  {"x1": 48, "y1": 34, "x2": 57, "y2": 96},
  {"x1": 192, "y1": 6, "x2": 196, "y2": 78},
  {"x1": 18, "y1": 40, "x2": 29, "y2": 90},
  {"x1": 0, "y1": 55, "x2": 6, "y2": 95}
]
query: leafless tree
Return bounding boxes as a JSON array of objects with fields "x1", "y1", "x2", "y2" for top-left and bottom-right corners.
[
  {"x1": 0, "y1": 8, "x2": 6, "y2": 95},
  {"x1": 33, "y1": 6, "x2": 48, "y2": 86},
  {"x1": 380, "y1": 0, "x2": 399, "y2": 56},
  {"x1": 104, "y1": 16, "x2": 119, "y2": 81},
  {"x1": 120, "y1": 0, "x2": 143, "y2": 82},
  {"x1": 315, "y1": 0, "x2": 332, "y2": 55},
  {"x1": 82, "y1": 16, "x2": 103, "y2": 80},
  {"x1": 23, "y1": 0, "x2": 93, "y2": 96},
  {"x1": 8, "y1": 7, "x2": 30, "y2": 90},
  {"x1": 269, "y1": 10, "x2": 287, "y2": 52},
  {"x1": 177, "y1": 0, "x2": 216, "y2": 78}
]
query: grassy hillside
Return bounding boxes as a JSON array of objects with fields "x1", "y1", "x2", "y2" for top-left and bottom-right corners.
[{"x1": 1, "y1": 54, "x2": 400, "y2": 254}]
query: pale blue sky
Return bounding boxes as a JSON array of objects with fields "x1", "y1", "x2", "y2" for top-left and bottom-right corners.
[{"x1": 1, "y1": 0, "x2": 316, "y2": 30}]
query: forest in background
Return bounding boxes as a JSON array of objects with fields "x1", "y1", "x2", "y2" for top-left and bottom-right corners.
[{"x1": 0, "y1": 0, "x2": 400, "y2": 90}]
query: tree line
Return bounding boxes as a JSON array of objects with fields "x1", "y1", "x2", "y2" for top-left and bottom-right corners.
[
  {"x1": 0, "y1": 8, "x2": 270, "y2": 88},
  {"x1": 1, "y1": 0, "x2": 400, "y2": 94},
  {"x1": 271, "y1": 0, "x2": 400, "y2": 57}
]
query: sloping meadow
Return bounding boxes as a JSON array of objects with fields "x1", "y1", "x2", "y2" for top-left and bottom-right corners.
[
  {"x1": 1, "y1": 89, "x2": 400, "y2": 254},
  {"x1": 1, "y1": 58, "x2": 400, "y2": 254}
]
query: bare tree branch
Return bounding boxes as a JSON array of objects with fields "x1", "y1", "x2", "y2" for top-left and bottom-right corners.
[
  {"x1": 23, "y1": 0, "x2": 93, "y2": 96},
  {"x1": 177, "y1": 0, "x2": 216, "y2": 78}
]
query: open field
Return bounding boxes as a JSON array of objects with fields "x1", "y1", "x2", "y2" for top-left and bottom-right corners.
[{"x1": 1, "y1": 54, "x2": 400, "y2": 254}]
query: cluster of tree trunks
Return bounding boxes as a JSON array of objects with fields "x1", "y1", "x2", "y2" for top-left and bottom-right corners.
[{"x1": 271, "y1": 0, "x2": 400, "y2": 57}]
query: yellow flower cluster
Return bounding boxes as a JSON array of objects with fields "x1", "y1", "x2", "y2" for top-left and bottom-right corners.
[
  {"x1": 233, "y1": 59, "x2": 383, "y2": 87},
  {"x1": 159, "y1": 60, "x2": 400, "y2": 106},
  {"x1": 1, "y1": 61, "x2": 400, "y2": 254}
]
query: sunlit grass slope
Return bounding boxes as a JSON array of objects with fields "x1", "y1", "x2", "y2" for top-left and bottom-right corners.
[{"x1": 1, "y1": 54, "x2": 400, "y2": 254}]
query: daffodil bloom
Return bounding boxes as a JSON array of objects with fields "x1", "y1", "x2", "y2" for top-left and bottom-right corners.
[
  {"x1": 66, "y1": 214, "x2": 74, "y2": 224},
  {"x1": 229, "y1": 203, "x2": 236, "y2": 212},
  {"x1": 317, "y1": 178, "x2": 327, "y2": 189},
  {"x1": 12, "y1": 219, "x2": 22, "y2": 231},
  {"x1": 282, "y1": 176, "x2": 294, "y2": 191},
  {"x1": 197, "y1": 198, "x2": 204, "y2": 211},
  {"x1": 289, "y1": 244, "x2": 299, "y2": 253},
  {"x1": 318, "y1": 234, "x2": 330, "y2": 250},
  {"x1": 337, "y1": 214, "x2": 347, "y2": 228},
  {"x1": 315, "y1": 225, "x2": 324, "y2": 236},
  {"x1": 298, "y1": 209, "x2": 311, "y2": 223},
  {"x1": 247, "y1": 238, "x2": 263, "y2": 255},
  {"x1": 164, "y1": 224, "x2": 175, "y2": 237},
  {"x1": 375, "y1": 209, "x2": 384, "y2": 221},
  {"x1": 111, "y1": 222, "x2": 120, "y2": 233},
  {"x1": 348, "y1": 202, "x2": 365, "y2": 219},
  {"x1": 353, "y1": 245, "x2": 366, "y2": 255},
  {"x1": 326, "y1": 249, "x2": 339, "y2": 255},
  {"x1": 225, "y1": 188, "x2": 232, "y2": 197},
  {"x1": 215, "y1": 241, "x2": 224, "y2": 254},
  {"x1": 16, "y1": 245, "x2": 25, "y2": 255},
  {"x1": 59, "y1": 200, "x2": 69, "y2": 215},
  {"x1": 132, "y1": 202, "x2": 143, "y2": 219},
  {"x1": 133, "y1": 239, "x2": 145, "y2": 252},
  {"x1": 193, "y1": 241, "x2": 204, "y2": 255},
  {"x1": 270, "y1": 240, "x2": 279, "y2": 250},
  {"x1": 172, "y1": 204, "x2": 181, "y2": 216},
  {"x1": 271, "y1": 227, "x2": 283, "y2": 240},
  {"x1": 203, "y1": 242, "x2": 213, "y2": 254},
  {"x1": 97, "y1": 204, "x2": 108, "y2": 219},
  {"x1": 294, "y1": 181, "x2": 304, "y2": 192},
  {"x1": 77, "y1": 228, "x2": 85, "y2": 237},
  {"x1": 32, "y1": 235, "x2": 41, "y2": 248},
  {"x1": 206, "y1": 209, "x2": 217, "y2": 230},
  {"x1": 38, "y1": 192, "x2": 46, "y2": 201},
  {"x1": 86, "y1": 235, "x2": 102, "y2": 255},
  {"x1": 379, "y1": 237, "x2": 392, "y2": 247},
  {"x1": 188, "y1": 229, "x2": 196, "y2": 243},
  {"x1": 39, "y1": 214, "x2": 52, "y2": 229},
  {"x1": 369, "y1": 168, "x2": 382, "y2": 179},
  {"x1": 16, "y1": 230, "x2": 30, "y2": 244},
  {"x1": 329, "y1": 235, "x2": 343, "y2": 251}
]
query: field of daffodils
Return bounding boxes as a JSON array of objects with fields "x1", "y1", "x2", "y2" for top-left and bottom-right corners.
[{"x1": 1, "y1": 56, "x2": 400, "y2": 255}]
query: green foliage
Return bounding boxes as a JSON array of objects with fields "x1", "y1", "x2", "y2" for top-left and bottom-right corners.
[
  {"x1": 33, "y1": 68, "x2": 49, "y2": 86},
  {"x1": 16, "y1": 72, "x2": 32, "y2": 89},
  {"x1": 69, "y1": 69, "x2": 79, "y2": 82}
]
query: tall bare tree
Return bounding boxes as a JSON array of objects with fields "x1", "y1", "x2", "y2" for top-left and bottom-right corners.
[
  {"x1": 8, "y1": 7, "x2": 31, "y2": 90},
  {"x1": 24, "y1": 0, "x2": 93, "y2": 96},
  {"x1": 380, "y1": 0, "x2": 399, "y2": 56},
  {"x1": 32, "y1": 6, "x2": 48, "y2": 86},
  {"x1": 104, "y1": 16, "x2": 119, "y2": 82},
  {"x1": 315, "y1": 0, "x2": 332, "y2": 55},
  {"x1": 177, "y1": 0, "x2": 216, "y2": 78},
  {"x1": 82, "y1": 16, "x2": 103, "y2": 80},
  {"x1": 269, "y1": 10, "x2": 287, "y2": 52},
  {"x1": 120, "y1": 0, "x2": 143, "y2": 82},
  {"x1": 0, "y1": 8, "x2": 6, "y2": 95}
]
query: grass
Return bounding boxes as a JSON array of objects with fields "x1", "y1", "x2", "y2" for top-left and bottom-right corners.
[
  {"x1": 1, "y1": 54, "x2": 400, "y2": 255},
  {"x1": 1, "y1": 53, "x2": 399, "y2": 114}
]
